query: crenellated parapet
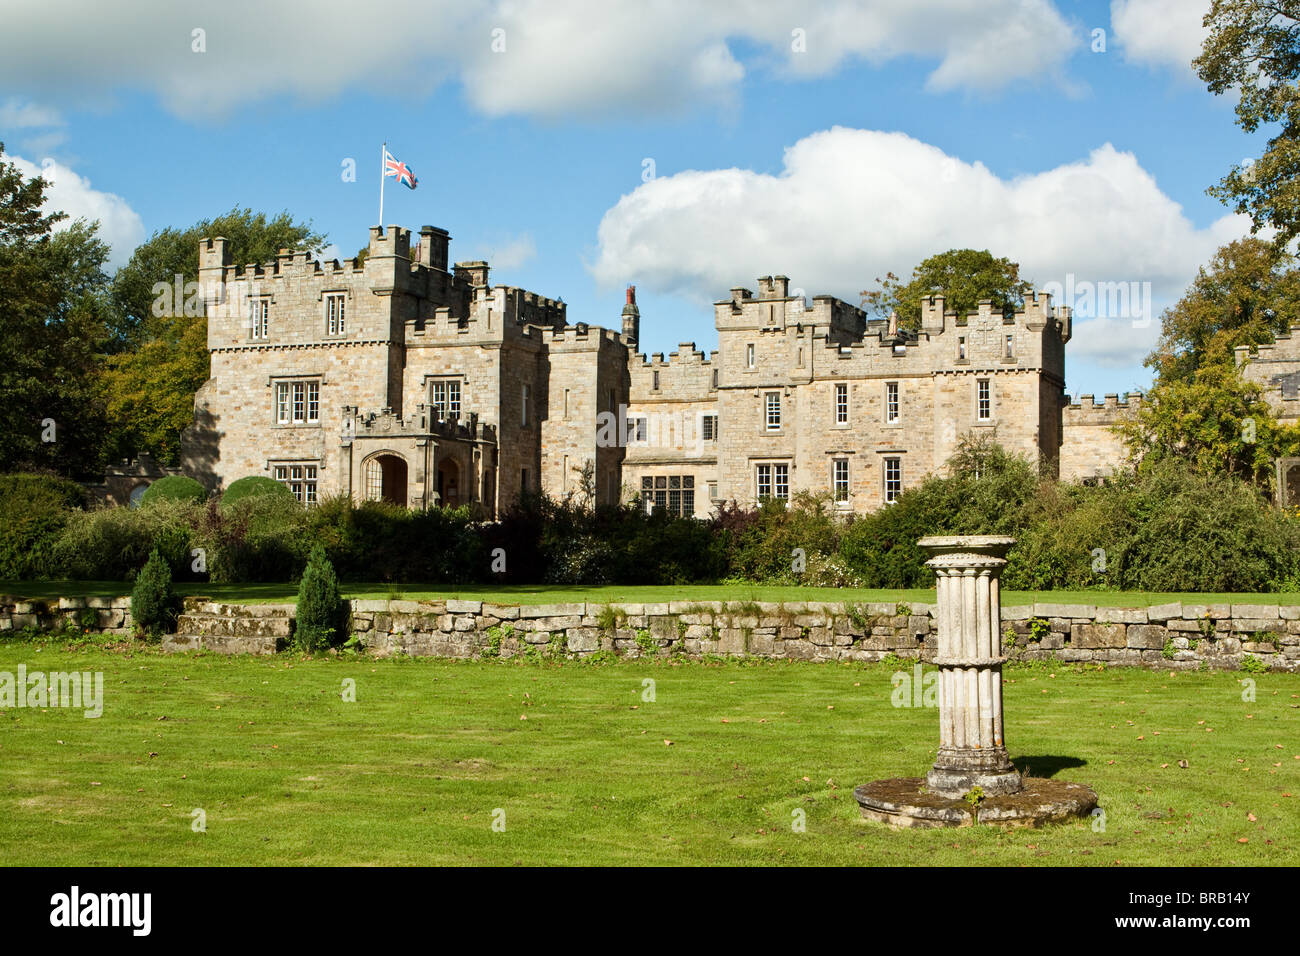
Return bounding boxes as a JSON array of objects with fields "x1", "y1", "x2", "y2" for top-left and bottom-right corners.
[
  {"x1": 1061, "y1": 392, "x2": 1144, "y2": 425},
  {"x1": 342, "y1": 404, "x2": 497, "y2": 444},
  {"x1": 920, "y1": 292, "x2": 1071, "y2": 344}
]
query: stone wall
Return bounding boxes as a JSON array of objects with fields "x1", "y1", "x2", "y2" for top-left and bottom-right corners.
[
  {"x1": 5, "y1": 596, "x2": 1297, "y2": 672},
  {"x1": 1059, "y1": 393, "x2": 1141, "y2": 482},
  {"x1": 0, "y1": 596, "x2": 134, "y2": 636},
  {"x1": 346, "y1": 598, "x2": 1297, "y2": 671}
]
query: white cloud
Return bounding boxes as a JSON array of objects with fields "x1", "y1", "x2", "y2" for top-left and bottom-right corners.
[
  {"x1": 588, "y1": 126, "x2": 1249, "y2": 370},
  {"x1": 483, "y1": 234, "x2": 537, "y2": 271},
  {"x1": 0, "y1": 1, "x2": 1082, "y2": 119},
  {"x1": 0, "y1": 98, "x2": 64, "y2": 129},
  {"x1": 1068, "y1": 315, "x2": 1160, "y2": 370},
  {"x1": 1110, "y1": 0, "x2": 1208, "y2": 76},
  {"x1": 9, "y1": 154, "x2": 144, "y2": 269}
]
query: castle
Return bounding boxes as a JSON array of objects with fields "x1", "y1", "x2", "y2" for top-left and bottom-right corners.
[{"x1": 176, "y1": 222, "x2": 1153, "y2": 515}]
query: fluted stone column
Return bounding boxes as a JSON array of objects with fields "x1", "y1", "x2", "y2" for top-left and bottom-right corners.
[{"x1": 919, "y1": 535, "x2": 1022, "y2": 798}]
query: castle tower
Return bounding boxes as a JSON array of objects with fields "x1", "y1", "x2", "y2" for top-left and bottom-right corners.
[{"x1": 622, "y1": 285, "x2": 640, "y2": 346}]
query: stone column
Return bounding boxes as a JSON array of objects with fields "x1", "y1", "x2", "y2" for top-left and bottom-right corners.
[{"x1": 918, "y1": 535, "x2": 1022, "y2": 798}]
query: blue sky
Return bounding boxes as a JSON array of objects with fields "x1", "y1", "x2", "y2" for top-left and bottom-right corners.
[{"x1": 0, "y1": 0, "x2": 1264, "y2": 400}]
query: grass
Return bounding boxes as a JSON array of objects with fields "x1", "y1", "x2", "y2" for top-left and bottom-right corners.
[
  {"x1": 4, "y1": 580, "x2": 1300, "y2": 607},
  {"x1": 0, "y1": 636, "x2": 1296, "y2": 865}
]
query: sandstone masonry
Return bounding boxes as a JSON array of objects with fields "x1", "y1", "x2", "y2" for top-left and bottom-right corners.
[{"x1": 163, "y1": 220, "x2": 1166, "y2": 517}]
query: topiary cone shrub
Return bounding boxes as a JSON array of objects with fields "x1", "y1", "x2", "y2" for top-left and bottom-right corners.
[
  {"x1": 294, "y1": 545, "x2": 344, "y2": 652},
  {"x1": 131, "y1": 547, "x2": 176, "y2": 640}
]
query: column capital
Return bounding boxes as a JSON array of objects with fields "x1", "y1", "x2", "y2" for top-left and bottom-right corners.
[{"x1": 918, "y1": 535, "x2": 1015, "y2": 572}]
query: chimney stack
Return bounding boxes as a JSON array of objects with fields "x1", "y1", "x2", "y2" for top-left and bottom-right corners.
[{"x1": 622, "y1": 284, "x2": 640, "y2": 346}]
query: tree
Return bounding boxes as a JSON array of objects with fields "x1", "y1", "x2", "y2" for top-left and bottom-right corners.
[
  {"x1": 109, "y1": 207, "x2": 327, "y2": 348},
  {"x1": 1117, "y1": 362, "x2": 1300, "y2": 486},
  {"x1": 861, "y1": 249, "x2": 1032, "y2": 331},
  {"x1": 100, "y1": 208, "x2": 326, "y2": 465},
  {"x1": 1147, "y1": 238, "x2": 1300, "y2": 383},
  {"x1": 1195, "y1": 1, "x2": 1300, "y2": 247},
  {"x1": 0, "y1": 143, "x2": 113, "y2": 478}
]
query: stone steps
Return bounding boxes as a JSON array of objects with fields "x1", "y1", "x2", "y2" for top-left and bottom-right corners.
[{"x1": 164, "y1": 600, "x2": 294, "y2": 655}]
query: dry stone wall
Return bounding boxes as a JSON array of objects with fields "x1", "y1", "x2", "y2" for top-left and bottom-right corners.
[
  {"x1": 0, "y1": 596, "x2": 133, "y2": 636},
  {"x1": 3, "y1": 595, "x2": 1296, "y2": 672}
]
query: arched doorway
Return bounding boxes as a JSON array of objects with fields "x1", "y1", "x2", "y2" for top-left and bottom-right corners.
[
  {"x1": 436, "y1": 459, "x2": 461, "y2": 508},
  {"x1": 363, "y1": 453, "x2": 408, "y2": 506}
]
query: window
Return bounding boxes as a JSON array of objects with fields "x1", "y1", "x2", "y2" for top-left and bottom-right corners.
[
  {"x1": 325, "y1": 293, "x2": 346, "y2": 335},
  {"x1": 652, "y1": 371, "x2": 660, "y2": 391},
  {"x1": 249, "y1": 298, "x2": 269, "y2": 340},
  {"x1": 885, "y1": 381, "x2": 900, "y2": 424},
  {"x1": 765, "y1": 391, "x2": 781, "y2": 431},
  {"x1": 746, "y1": 343, "x2": 755, "y2": 369},
  {"x1": 977, "y1": 379, "x2": 991, "y2": 421},
  {"x1": 884, "y1": 457, "x2": 902, "y2": 504},
  {"x1": 431, "y1": 380, "x2": 461, "y2": 419},
  {"x1": 712, "y1": 369, "x2": 719, "y2": 389},
  {"x1": 275, "y1": 380, "x2": 320, "y2": 425},
  {"x1": 564, "y1": 388, "x2": 571, "y2": 419},
  {"x1": 707, "y1": 481, "x2": 718, "y2": 500},
  {"x1": 702, "y1": 414, "x2": 718, "y2": 441},
  {"x1": 641, "y1": 475, "x2": 694, "y2": 517},
  {"x1": 833, "y1": 458, "x2": 849, "y2": 502},
  {"x1": 958, "y1": 336, "x2": 967, "y2": 360},
  {"x1": 1005, "y1": 334, "x2": 1014, "y2": 359},
  {"x1": 628, "y1": 415, "x2": 648, "y2": 443},
  {"x1": 835, "y1": 383, "x2": 848, "y2": 424},
  {"x1": 521, "y1": 468, "x2": 529, "y2": 492},
  {"x1": 774, "y1": 464, "x2": 789, "y2": 500},
  {"x1": 273, "y1": 463, "x2": 318, "y2": 504},
  {"x1": 521, "y1": 384, "x2": 530, "y2": 426},
  {"x1": 756, "y1": 463, "x2": 789, "y2": 501}
]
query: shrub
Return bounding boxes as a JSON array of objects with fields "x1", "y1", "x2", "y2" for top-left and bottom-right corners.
[
  {"x1": 130, "y1": 547, "x2": 176, "y2": 637},
  {"x1": 294, "y1": 545, "x2": 345, "y2": 651},
  {"x1": 719, "y1": 492, "x2": 841, "y2": 584},
  {"x1": 221, "y1": 476, "x2": 295, "y2": 508},
  {"x1": 140, "y1": 475, "x2": 208, "y2": 507},
  {"x1": 193, "y1": 493, "x2": 311, "y2": 583},
  {"x1": 0, "y1": 472, "x2": 88, "y2": 579},
  {"x1": 52, "y1": 499, "x2": 197, "y2": 581}
]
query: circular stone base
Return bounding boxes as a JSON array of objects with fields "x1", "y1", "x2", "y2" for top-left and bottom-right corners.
[{"x1": 853, "y1": 776, "x2": 1098, "y2": 828}]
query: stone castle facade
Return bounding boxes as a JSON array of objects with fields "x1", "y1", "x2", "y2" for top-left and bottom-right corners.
[
  {"x1": 178, "y1": 221, "x2": 1145, "y2": 516},
  {"x1": 1238, "y1": 330, "x2": 1300, "y2": 505}
]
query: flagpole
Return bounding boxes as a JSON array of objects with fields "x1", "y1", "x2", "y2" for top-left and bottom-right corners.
[{"x1": 378, "y1": 141, "x2": 386, "y2": 229}]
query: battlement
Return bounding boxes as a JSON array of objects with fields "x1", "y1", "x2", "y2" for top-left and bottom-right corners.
[
  {"x1": 920, "y1": 291, "x2": 1071, "y2": 342},
  {"x1": 756, "y1": 275, "x2": 790, "y2": 299},
  {"x1": 634, "y1": 342, "x2": 715, "y2": 368},
  {"x1": 541, "y1": 323, "x2": 623, "y2": 347},
  {"x1": 343, "y1": 405, "x2": 496, "y2": 443},
  {"x1": 1236, "y1": 324, "x2": 1300, "y2": 366},
  {"x1": 198, "y1": 238, "x2": 367, "y2": 286},
  {"x1": 1062, "y1": 392, "x2": 1144, "y2": 424},
  {"x1": 368, "y1": 224, "x2": 412, "y2": 260}
]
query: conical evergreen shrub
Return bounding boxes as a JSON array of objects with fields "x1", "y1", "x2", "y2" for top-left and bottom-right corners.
[
  {"x1": 130, "y1": 546, "x2": 176, "y2": 638},
  {"x1": 294, "y1": 545, "x2": 343, "y2": 651}
]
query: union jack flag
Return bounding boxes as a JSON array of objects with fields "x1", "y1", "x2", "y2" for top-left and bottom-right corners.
[{"x1": 384, "y1": 150, "x2": 418, "y2": 189}]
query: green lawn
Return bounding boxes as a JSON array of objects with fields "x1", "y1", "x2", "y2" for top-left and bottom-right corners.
[
  {"x1": 4, "y1": 580, "x2": 1300, "y2": 607},
  {"x1": 1, "y1": 637, "x2": 1296, "y2": 865}
]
